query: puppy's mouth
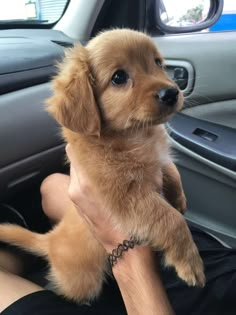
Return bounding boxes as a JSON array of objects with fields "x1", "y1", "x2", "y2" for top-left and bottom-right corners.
[
  {"x1": 129, "y1": 111, "x2": 174, "y2": 130},
  {"x1": 128, "y1": 99, "x2": 182, "y2": 131},
  {"x1": 159, "y1": 101, "x2": 180, "y2": 117}
]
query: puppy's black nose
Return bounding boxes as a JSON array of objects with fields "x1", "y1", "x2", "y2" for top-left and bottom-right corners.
[{"x1": 157, "y1": 87, "x2": 179, "y2": 106}]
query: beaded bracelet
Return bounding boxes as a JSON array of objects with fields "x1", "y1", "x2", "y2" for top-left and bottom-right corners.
[{"x1": 108, "y1": 237, "x2": 139, "y2": 267}]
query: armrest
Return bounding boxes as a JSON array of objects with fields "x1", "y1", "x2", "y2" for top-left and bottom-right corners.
[{"x1": 167, "y1": 113, "x2": 236, "y2": 171}]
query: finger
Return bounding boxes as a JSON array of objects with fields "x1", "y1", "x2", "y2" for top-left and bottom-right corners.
[
  {"x1": 73, "y1": 204, "x2": 95, "y2": 231},
  {"x1": 66, "y1": 144, "x2": 87, "y2": 179},
  {"x1": 65, "y1": 144, "x2": 74, "y2": 164},
  {"x1": 66, "y1": 144, "x2": 80, "y2": 171},
  {"x1": 69, "y1": 164, "x2": 80, "y2": 185}
]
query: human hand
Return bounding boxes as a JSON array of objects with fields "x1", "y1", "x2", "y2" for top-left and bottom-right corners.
[{"x1": 66, "y1": 144, "x2": 128, "y2": 253}]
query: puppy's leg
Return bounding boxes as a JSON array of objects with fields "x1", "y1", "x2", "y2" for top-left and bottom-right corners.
[
  {"x1": 0, "y1": 224, "x2": 49, "y2": 256},
  {"x1": 162, "y1": 162, "x2": 187, "y2": 214},
  {"x1": 122, "y1": 193, "x2": 205, "y2": 287},
  {"x1": 42, "y1": 207, "x2": 108, "y2": 302},
  {"x1": 148, "y1": 197, "x2": 205, "y2": 287},
  {"x1": 0, "y1": 212, "x2": 108, "y2": 303}
]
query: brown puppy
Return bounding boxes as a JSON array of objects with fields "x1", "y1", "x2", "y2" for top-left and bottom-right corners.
[{"x1": 0, "y1": 29, "x2": 205, "y2": 302}]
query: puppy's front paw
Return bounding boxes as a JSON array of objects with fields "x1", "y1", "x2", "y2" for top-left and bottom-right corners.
[
  {"x1": 176, "y1": 253, "x2": 205, "y2": 288},
  {"x1": 165, "y1": 241, "x2": 205, "y2": 288}
]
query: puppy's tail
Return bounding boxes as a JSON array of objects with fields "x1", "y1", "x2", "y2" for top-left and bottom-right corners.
[{"x1": 0, "y1": 224, "x2": 49, "y2": 257}]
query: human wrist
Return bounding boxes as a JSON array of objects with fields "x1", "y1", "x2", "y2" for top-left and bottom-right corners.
[
  {"x1": 108, "y1": 237, "x2": 140, "y2": 267},
  {"x1": 112, "y1": 245, "x2": 154, "y2": 279},
  {"x1": 92, "y1": 224, "x2": 130, "y2": 253}
]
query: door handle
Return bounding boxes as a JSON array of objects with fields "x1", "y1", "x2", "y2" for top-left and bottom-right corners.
[{"x1": 165, "y1": 60, "x2": 194, "y2": 96}]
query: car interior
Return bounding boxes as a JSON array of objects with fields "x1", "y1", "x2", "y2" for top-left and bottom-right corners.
[{"x1": 0, "y1": 0, "x2": 235, "y2": 287}]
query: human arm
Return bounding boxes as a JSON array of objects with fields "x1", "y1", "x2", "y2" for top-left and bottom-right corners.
[
  {"x1": 112, "y1": 245, "x2": 174, "y2": 315},
  {"x1": 66, "y1": 144, "x2": 175, "y2": 315}
]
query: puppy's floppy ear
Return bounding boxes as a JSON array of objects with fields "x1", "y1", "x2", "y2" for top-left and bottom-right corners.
[{"x1": 46, "y1": 44, "x2": 100, "y2": 136}]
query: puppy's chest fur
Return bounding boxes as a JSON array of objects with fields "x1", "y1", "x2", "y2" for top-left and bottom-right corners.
[{"x1": 64, "y1": 125, "x2": 171, "y2": 195}]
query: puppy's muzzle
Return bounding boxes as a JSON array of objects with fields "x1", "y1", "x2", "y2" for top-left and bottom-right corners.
[{"x1": 157, "y1": 87, "x2": 179, "y2": 107}]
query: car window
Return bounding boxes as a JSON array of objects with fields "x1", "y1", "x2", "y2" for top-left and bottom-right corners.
[
  {"x1": 160, "y1": 0, "x2": 211, "y2": 28},
  {"x1": 160, "y1": 0, "x2": 236, "y2": 33},
  {"x1": 0, "y1": 0, "x2": 69, "y2": 24},
  {"x1": 210, "y1": 0, "x2": 236, "y2": 32}
]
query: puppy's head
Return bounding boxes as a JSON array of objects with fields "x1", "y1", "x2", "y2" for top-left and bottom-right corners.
[{"x1": 47, "y1": 29, "x2": 183, "y2": 135}]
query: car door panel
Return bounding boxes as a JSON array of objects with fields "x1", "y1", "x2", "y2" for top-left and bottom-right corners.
[
  {"x1": 172, "y1": 140, "x2": 236, "y2": 247},
  {"x1": 183, "y1": 100, "x2": 236, "y2": 129},
  {"x1": 152, "y1": 32, "x2": 236, "y2": 247},
  {"x1": 0, "y1": 30, "x2": 75, "y2": 201},
  {"x1": 168, "y1": 114, "x2": 236, "y2": 171},
  {"x1": 154, "y1": 32, "x2": 236, "y2": 103},
  {"x1": 0, "y1": 30, "x2": 73, "y2": 94},
  {"x1": 0, "y1": 83, "x2": 62, "y2": 165},
  {"x1": 0, "y1": 83, "x2": 65, "y2": 201}
]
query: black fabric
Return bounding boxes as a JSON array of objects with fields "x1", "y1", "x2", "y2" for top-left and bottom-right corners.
[
  {"x1": 2, "y1": 226, "x2": 236, "y2": 315},
  {"x1": 0, "y1": 204, "x2": 28, "y2": 228},
  {"x1": 1, "y1": 284, "x2": 126, "y2": 315},
  {"x1": 162, "y1": 225, "x2": 236, "y2": 315}
]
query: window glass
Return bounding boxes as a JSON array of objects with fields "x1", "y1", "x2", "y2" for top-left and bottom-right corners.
[
  {"x1": 210, "y1": 0, "x2": 236, "y2": 32},
  {"x1": 160, "y1": 0, "x2": 236, "y2": 33},
  {"x1": 0, "y1": 0, "x2": 68, "y2": 24},
  {"x1": 160, "y1": 0, "x2": 210, "y2": 28}
]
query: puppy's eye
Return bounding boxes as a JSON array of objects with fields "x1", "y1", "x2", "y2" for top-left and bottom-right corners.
[
  {"x1": 112, "y1": 70, "x2": 129, "y2": 86},
  {"x1": 155, "y1": 58, "x2": 164, "y2": 69}
]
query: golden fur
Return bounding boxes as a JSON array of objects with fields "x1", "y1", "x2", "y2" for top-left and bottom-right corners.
[{"x1": 0, "y1": 29, "x2": 205, "y2": 302}]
